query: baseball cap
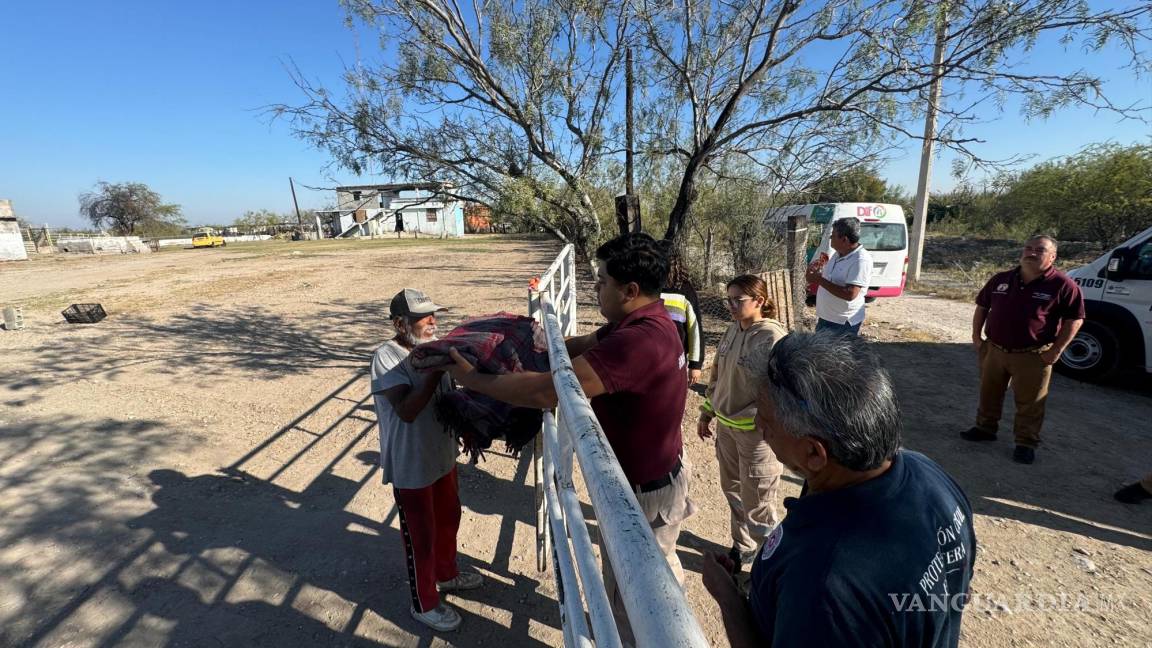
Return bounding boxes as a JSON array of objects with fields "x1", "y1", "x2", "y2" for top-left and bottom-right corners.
[{"x1": 389, "y1": 288, "x2": 447, "y2": 318}]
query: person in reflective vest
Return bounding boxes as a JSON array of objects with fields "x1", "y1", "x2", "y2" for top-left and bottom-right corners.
[
  {"x1": 698, "y1": 274, "x2": 787, "y2": 570},
  {"x1": 660, "y1": 243, "x2": 705, "y2": 384}
]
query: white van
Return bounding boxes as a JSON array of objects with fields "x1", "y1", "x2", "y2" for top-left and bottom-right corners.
[
  {"x1": 764, "y1": 203, "x2": 910, "y2": 299},
  {"x1": 1059, "y1": 225, "x2": 1152, "y2": 382}
]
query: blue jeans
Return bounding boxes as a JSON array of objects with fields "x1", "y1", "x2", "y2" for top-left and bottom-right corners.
[{"x1": 816, "y1": 318, "x2": 862, "y2": 336}]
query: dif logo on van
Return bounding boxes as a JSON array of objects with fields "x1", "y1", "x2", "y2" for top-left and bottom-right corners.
[{"x1": 857, "y1": 205, "x2": 888, "y2": 219}]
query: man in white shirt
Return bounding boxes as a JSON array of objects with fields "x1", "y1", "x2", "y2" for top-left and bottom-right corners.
[
  {"x1": 806, "y1": 217, "x2": 874, "y2": 336},
  {"x1": 371, "y1": 288, "x2": 482, "y2": 632}
]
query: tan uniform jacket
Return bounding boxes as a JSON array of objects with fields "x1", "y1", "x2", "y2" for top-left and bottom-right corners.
[{"x1": 703, "y1": 318, "x2": 788, "y2": 428}]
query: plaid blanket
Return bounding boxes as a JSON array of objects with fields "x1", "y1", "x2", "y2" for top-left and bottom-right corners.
[{"x1": 411, "y1": 312, "x2": 549, "y2": 460}]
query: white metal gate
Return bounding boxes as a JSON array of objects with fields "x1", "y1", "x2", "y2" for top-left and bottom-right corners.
[{"x1": 529, "y1": 244, "x2": 708, "y2": 648}]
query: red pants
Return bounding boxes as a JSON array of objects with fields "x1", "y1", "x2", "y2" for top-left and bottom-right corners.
[{"x1": 395, "y1": 467, "x2": 462, "y2": 612}]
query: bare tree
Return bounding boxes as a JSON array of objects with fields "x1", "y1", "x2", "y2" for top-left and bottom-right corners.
[
  {"x1": 633, "y1": 0, "x2": 1151, "y2": 243},
  {"x1": 270, "y1": 0, "x2": 632, "y2": 258},
  {"x1": 276, "y1": 0, "x2": 1149, "y2": 253},
  {"x1": 78, "y1": 182, "x2": 183, "y2": 236}
]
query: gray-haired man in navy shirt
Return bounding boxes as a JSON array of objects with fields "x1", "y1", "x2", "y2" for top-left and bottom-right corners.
[{"x1": 703, "y1": 332, "x2": 976, "y2": 647}]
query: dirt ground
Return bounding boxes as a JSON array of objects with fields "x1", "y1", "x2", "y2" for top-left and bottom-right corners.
[
  {"x1": 1, "y1": 237, "x2": 1149, "y2": 648},
  {"x1": 909, "y1": 233, "x2": 1109, "y2": 303}
]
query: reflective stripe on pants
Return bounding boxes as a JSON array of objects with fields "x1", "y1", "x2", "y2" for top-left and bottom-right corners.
[{"x1": 715, "y1": 422, "x2": 782, "y2": 555}]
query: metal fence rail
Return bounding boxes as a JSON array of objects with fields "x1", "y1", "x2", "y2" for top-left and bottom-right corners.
[
  {"x1": 529, "y1": 243, "x2": 579, "y2": 574},
  {"x1": 541, "y1": 412, "x2": 605, "y2": 648},
  {"x1": 529, "y1": 244, "x2": 709, "y2": 648}
]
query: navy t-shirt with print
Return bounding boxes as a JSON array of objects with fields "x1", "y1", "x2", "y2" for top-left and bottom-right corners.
[{"x1": 748, "y1": 450, "x2": 976, "y2": 647}]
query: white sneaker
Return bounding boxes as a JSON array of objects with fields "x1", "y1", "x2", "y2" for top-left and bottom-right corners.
[
  {"x1": 410, "y1": 603, "x2": 462, "y2": 632},
  {"x1": 437, "y1": 571, "x2": 483, "y2": 591}
]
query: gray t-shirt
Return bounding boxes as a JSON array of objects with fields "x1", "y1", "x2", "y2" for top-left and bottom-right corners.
[{"x1": 370, "y1": 340, "x2": 458, "y2": 489}]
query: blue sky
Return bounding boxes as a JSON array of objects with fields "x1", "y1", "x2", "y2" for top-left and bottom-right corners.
[{"x1": 1, "y1": 1, "x2": 1149, "y2": 229}]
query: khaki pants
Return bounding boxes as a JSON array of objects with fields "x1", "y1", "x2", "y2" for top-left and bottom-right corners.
[
  {"x1": 976, "y1": 343, "x2": 1052, "y2": 448},
  {"x1": 602, "y1": 467, "x2": 694, "y2": 646},
  {"x1": 715, "y1": 423, "x2": 782, "y2": 555}
]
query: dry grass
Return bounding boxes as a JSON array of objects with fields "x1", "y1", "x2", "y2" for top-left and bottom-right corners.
[
  {"x1": 8, "y1": 236, "x2": 520, "y2": 322},
  {"x1": 909, "y1": 260, "x2": 1003, "y2": 302},
  {"x1": 210, "y1": 236, "x2": 480, "y2": 257},
  {"x1": 910, "y1": 234, "x2": 1105, "y2": 302}
]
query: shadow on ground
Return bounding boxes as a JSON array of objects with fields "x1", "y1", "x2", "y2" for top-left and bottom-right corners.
[
  {"x1": 0, "y1": 299, "x2": 486, "y2": 392},
  {"x1": 0, "y1": 301, "x2": 380, "y2": 392},
  {"x1": 2, "y1": 379, "x2": 556, "y2": 647},
  {"x1": 875, "y1": 340, "x2": 1152, "y2": 552}
]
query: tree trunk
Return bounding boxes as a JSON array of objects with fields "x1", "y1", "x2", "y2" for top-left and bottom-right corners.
[{"x1": 663, "y1": 155, "x2": 702, "y2": 243}]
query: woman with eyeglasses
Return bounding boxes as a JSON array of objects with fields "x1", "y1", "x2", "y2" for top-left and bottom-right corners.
[{"x1": 698, "y1": 274, "x2": 787, "y2": 571}]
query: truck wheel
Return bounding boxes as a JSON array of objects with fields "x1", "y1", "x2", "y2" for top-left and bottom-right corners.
[{"x1": 1057, "y1": 320, "x2": 1120, "y2": 383}]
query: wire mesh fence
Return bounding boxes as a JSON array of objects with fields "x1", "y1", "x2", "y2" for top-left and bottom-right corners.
[
  {"x1": 693, "y1": 270, "x2": 800, "y2": 352},
  {"x1": 668, "y1": 209, "x2": 789, "y2": 308},
  {"x1": 675, "y1": 212, "x2": 813, "y2": 345}
]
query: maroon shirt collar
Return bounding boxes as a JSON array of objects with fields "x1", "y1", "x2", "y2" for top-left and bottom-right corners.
[
  {"x1": 616, "y1": 298, "x2": 667, "y2": 328},
  {"x1": 1014, "y1": 265, "x2": 1057, "y2": 285}
]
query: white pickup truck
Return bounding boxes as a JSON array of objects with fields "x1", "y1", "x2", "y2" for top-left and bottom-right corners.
[{"x1": 1059, "y1": 225, "x2": 1152, "y2": 382}]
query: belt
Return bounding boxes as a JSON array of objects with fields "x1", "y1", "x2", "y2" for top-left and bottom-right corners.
[
  {"x1": 989, "y1": 342, "x2": 1050, "y2": 353},
  {"x1": 636, "y1": 459, "x2": 682, "y2": 493}
]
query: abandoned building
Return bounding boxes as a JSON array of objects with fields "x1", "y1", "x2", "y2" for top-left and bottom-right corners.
[{"x1": 316, "y1": 182, "x2": 466, "y2": 238}]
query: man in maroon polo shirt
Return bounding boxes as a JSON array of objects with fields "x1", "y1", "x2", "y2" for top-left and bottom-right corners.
[
  {"x1": 962, "y1": 235, "x2": 1085, "y2": 464},
  {"x1": 439, "y1": 232, "x2": 692, "y2": 638}
]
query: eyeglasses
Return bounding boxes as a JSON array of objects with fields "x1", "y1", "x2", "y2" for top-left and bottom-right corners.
[
  {"x1": 726, "y1": 296, "x2": 753, "y2": 307},
  {"x1": 1022, "y1": 246, "x2": 1052, "y2": 254}
]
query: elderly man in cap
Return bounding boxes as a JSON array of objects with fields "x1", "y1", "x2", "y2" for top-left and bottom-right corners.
[
  {"x1": 703, "y1": 332, "x2": 976, "y2": 647},
  {"x1": 371, "y1": 288, "x2": 482, "y2": 633}
]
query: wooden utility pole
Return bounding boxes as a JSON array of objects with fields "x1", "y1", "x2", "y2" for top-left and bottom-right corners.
[
  {"x1": 908, "y1": 6, "x2": 948, "y2": 283},
  {"x1": 786, "y1": 215, "x2": 809, "y2": 331},
  {"x1": 626, "y1": 47, "x2": 636, "y2": 202},
  {"x1": 616, "y1": 47, "x2": 641, "y2": 235},
  {"x1": 289, "y1": 177, "x2": 304, "y2": 233}
]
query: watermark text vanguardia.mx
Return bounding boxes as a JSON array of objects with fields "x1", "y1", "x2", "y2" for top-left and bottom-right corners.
[{"x1": 889, "y1": 591, "x2": 1130, "y2": 614}]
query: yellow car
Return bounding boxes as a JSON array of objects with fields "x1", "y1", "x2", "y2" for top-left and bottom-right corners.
[{"x1": 192, "y1": 231, "x2": 226, "y2": 248}]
